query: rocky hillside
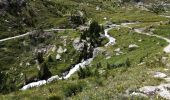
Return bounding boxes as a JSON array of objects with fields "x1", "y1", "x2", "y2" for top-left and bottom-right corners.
[{"x1": 0, "y1": 0, "x2": 170, "y2": 100}]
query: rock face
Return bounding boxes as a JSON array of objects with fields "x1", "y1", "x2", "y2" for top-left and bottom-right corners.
[
  {"x1": 57, "y1": 46, "x2": 64, "y2": 54},
  {"x1": 139, "y1": 86, "x2": 158, "y2": 95},
  {"x1": 73, "y1": 37, "x2": 85, "y2": 51},
  {"x1": 93, "y1": 47, "x2": 106, "y2": 58}
]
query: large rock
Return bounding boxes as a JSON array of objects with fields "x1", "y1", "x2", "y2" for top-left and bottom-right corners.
[
  {"x1": 57, "y1": 46, "x2": 64, "y2": 54},
  {"x1": 130, "y1": 92, "x2": 148, "y2": 98},
  {"x1": 93, "y1": 47, "x2": 106, "y2": 58},
  {"x1": 73, "y1": 37, "x2": 85, "y2": 51},
  {"x1": 139, "y1": 86, "x2": 158, "y2": 95},
  {"x1": 56, "y1": 54, "x2": 61, "y2": 60},
  {"x1": 153, "y1": 72, "x2": 167, "y2": 78},
  {"x1": 129, "y1": 44, "x2": 139, "y2": 49}
]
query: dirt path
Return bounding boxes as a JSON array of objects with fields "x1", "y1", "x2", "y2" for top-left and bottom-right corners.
[
  {"x1": 134, "y1": 28, "x2": 170, "y2": 53},
  {"x1": 0, "y1": 29, "x2": 75, "y2": 43}
]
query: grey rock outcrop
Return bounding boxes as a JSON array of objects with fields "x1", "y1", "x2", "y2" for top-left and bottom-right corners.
[{"x1": 73, "y1": 37, "x2": 85, "y2": 51}]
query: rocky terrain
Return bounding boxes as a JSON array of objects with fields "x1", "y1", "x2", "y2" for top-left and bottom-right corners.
[{"x1": 0, "y1": 0, "x2": 170, "y2": 100}]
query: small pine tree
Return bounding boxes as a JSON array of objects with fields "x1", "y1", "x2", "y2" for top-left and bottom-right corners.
[
  {"x1": 107, "y1": 62, "x2": 111, "y2": 69},
  {"x1": 37, "y1": 52, "x2": 44, "y2": 64},
  {"x1": 38, "y1": 62, "x2": 52, "y2": 80},
  {"x1": 48, "y1": 55, "x2": 53, "y2": 62},
  {"x1": 125, "y1": 58, "x2": 131, "y2": 67}
]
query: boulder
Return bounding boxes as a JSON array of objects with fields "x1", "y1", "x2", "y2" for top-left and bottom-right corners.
[
  {"x1": 130, "y1": 92, "x2": 148, "y2": 98},
  {"x1": 153, "y1": 72, "x2": 167, "y2": 78},
  {"x1": 56, "y1": 54, "x2": 61, "y2": 60},
  {"x1": 73, "y1": 37, "x2": 85, "y2": 51},
  {"x1": 139, "y1": 86, "x2": 158, "y2": 95},
  {"x1": 114, "y1": 48, "x2": 120, "y2": 52},
  {"x1": 57, "y1": 46, "x2": 64, "y2": 54},
  {"x1": 93, "y1": 47, "x2": 106, "y2": 58},
  {"x1": 129, "y1": 44, "x2": 139, "y2": 48}
]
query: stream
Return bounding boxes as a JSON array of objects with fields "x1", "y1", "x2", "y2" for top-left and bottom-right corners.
[
  {"x1": 21, "y1": 22, "x2": 139, "y2": 90},
  {"x1": 20, "y1": 24, "x2": 118, "y2": 90}
]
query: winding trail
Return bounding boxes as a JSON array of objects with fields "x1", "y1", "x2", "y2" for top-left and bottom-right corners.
[
  {"x1": 20, "y1": 22, "x2": 139, "y2": 90},
  {"x1": 134, "y1": 28, "x2": 170, "y2": 53},
  {"x1": 0, "y1": 32, "x2": 31, "y2": 42},
  {"x1": 160, "y1": 15, "x2": 170, "y2": 18},
  {"x1": 0, "y1": 29, "x2": 75, "y2": 42},
  {"x1": 20, "y1": 24, "x2": 118, "y2": 90}
]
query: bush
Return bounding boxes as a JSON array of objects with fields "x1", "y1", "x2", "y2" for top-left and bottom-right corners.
[
  {"x1": 37, "y1": 52, "x2": 44, "y2": 64},
  {"x1": 148, "y1": 2, "x2": 165, "y2": 14},
  {"x1": 107, "y1": 58, "x2": 131, "y2": 69},
  {"x1": 38, "y1": 62, "x2": 52, "y2": 80},
  {"x1": 77, "y1": 66, "x2": 93, "y2": 79},
  {"x1": 48, "y1": 95, "x2": 62, "y2": 100},
  {"x1": 64, "y1": 83, "x2": 84, "y2": 97},
  {"x1": 0, "y1": 72, "x2": 17, "y2": 94}
]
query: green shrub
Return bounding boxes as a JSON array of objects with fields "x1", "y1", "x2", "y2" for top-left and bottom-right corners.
[
  {"x1": 48, "y1": 95, "x2": 62, "y2": 100},
  {"x1": 64, "y1": 83, "x2": 84, "y2": 97},
  {"x1": 38, "y1": 62, "x2": 52, "y2": 80},
  {"x1": 107, "y1": 58, "x2": 131, "y2": 69},
  {"x1": 148, "y1": 3, "x2": 165, "y2": 14},
  {"x1": 77, "y1": 66, "x2": 93, "y2": 79}
]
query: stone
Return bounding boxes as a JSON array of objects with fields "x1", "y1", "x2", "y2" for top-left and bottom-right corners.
[
  {"x1": 51, "y1": 45, "x2": 57, "y2": 52},
  {"x1": 139, "y1": 86, "x2": 158, "y2": 95},
  {"x1": 64, "y1": 48, "x2": 67, "y2": 52},
  {"x1": 116, "y1": 53, "x2": 120, "y2": 56},
  {"x1": 129, "y1": 44, "x2": 139, "y2": 49},
  {"x1": 73, "y1": 37, "x2": 84, "y2": 51},
  {"x1": 114, "y1": 48, "x2": 120, "y2": 52},
  {"x1": 56, "y1": 54, "x2": 61, "y2": 60},
  {"x1": 164, "y1": 77, "x2": 170, "y2": 82},
  {"x1": 93, "y1": 47, "x2": 106, "y2": 58},
  {"x1": 104, "y1": 17, "x2": 107, "y2": 20},
  {"x1": 158, "y1": 89, "x2": 170, "y2": 100},
  {"x1": 138, "y1": 39, "x2": 142, "y2": 42},
  {"x1": 96, "y1": 6, "x2": 99, "y2": 10},
  {"x1": 57, "y1": 46, "x2": 64, "y2": 54},
  {"x1": 106, "y1": 56, "x2": 111, "y2": 59},
  {"x1": 130, "y1": 92, "x2": 148, "y2": 98},
  {"x1": 153, "y1": 72, "x2": 167, "y2": 78}
]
